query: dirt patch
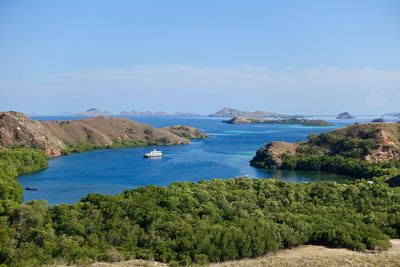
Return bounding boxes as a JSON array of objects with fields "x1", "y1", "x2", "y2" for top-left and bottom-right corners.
[
  {"x1": 211, "y1": 239, "x2": 400, "y2": 267},
  {"x1": 58, "y1": 240, "x2": 400, "y2": 267}
]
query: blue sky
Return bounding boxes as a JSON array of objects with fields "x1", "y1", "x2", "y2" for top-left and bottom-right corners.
[{"x1": 0, "y1": 0, "x2": 399, "y2": 115}]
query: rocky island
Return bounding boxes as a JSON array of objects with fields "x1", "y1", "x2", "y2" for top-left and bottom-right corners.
[
  {"x1": 0, "y1": 111, "x2": 206, "y2": 156},
  {"x1": 336, "y1": 112, "x2": 355, "y2": 119},
  {"x1": 162, "y1": 125, "x2": 208, "y2": 139},
  {"x1": 250, "y1": 123, "x2": 400, "y2": 179},
  {"x1": 223, "y1": 116, "x2": 333, "y2": 126}
]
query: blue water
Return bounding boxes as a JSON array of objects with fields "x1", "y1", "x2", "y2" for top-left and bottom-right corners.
[{"x1": 19, "y1": 115, "x2": 397, "y2": 205}]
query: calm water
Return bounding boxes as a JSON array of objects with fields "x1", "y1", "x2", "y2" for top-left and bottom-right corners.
[{"x1": 19, "y1": 115, "x2": 396, "y2": 204}]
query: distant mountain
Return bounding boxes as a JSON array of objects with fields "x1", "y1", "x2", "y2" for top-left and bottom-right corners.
[
  {"x1": 77, "y1": 108, "x2": 112, "y2": 117},
  {"x1": 173, "y1": 112, "x2": 201, "y2": 117},
  {"x1": 118, "y1": 110, "x2": 170, "y2": 116},
  {"x1": 384, "y1": 112, "x2": 400, "y2": 117},
  {"x1": 209, "y1": 107, "x2": 286, "y2": 118},
  {"x1": 118, "y1": 110, "x2": 201, "y2": 117},
  {"x1": 336, "y1": 112, "x2": 355, "y2": 119},
  {"x1": 58, "y1": 112, "x2": 76, "y2": 116}
]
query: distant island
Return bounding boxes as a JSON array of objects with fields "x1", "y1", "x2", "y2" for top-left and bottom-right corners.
[
  {"x1": 383, "y1": 112, "x2": 400, "y2": 117},
  {"x1": 209, "y1": 107, "x2": 290, "y2": 118},
  {"x1": 371, "y1": 118, "x2": 385, "y2": 123},
  {"x1": 0, "y1": 111, "x2": 206, "y2": 157},
  {"x1": 223, "y1": 116, "x2": 333, "y2": 126},
  {"x1": 76, "y1": 108, "x2": 112, "y2": 117},
  {"x1": 336, "y1": 112, "x2": 355, "y2": 119},
  {"x1": 118, "y1": 110, "x2": 201, "y2": 117},
  {"x1": 75, "y1": 108, "x2": 201, "y2": 117}
]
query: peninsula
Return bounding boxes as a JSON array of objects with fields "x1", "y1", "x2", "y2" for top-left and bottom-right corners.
[
  {"x1": 250, "y1": 123, "x2": 400, "y2": 179},
  {"x1": 0, "y1": 111, "x2": 206, "y2": 156}
]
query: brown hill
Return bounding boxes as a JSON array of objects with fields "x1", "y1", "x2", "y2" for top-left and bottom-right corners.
[
  {"x1": 161, "y1": 125, "x2": 208, "y2": 139},
  {"x1": 251, "y1": 123, "x2": 400, "y2": 168},
  {"x1": 0, "y1": 111, "x2": 190, "y2": 156}
]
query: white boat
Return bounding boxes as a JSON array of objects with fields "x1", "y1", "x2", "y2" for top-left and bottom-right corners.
[{"x1": 143, "y1": 149, "x2": 163, "y2": 158}]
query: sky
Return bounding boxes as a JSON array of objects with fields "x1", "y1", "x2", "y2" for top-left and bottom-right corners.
[{"x1": 0, "y1": 0, "x2": 399, "y2": 115}]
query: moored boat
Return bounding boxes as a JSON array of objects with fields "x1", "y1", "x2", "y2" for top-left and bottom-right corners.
[
  {"x1": 25, "y1": 187, "x2": 38, "y2": 191},
  {"x1": 143, "y1": 149, "x2": 163, "y2": 158}
]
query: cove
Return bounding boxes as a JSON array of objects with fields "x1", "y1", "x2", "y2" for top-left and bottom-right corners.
[{"x1": 19, "y1": 116, "x2": 366, "y2": 204}]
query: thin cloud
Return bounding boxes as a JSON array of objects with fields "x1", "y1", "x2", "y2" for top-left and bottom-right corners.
[{"x1": 1, "y1": 65, "x2": 399, "y2": 114}]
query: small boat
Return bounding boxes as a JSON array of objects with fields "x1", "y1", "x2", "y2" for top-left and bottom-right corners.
[
  {"x1": 143, "y1": 149, "x2": 163, "y2": 158},
  {"x1": 25, "y1": 187, "x2": 38, "y2": 191}
]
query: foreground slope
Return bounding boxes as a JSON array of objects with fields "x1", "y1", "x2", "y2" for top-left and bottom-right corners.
[
  {"x1": 212, "y1": 239, "x2": 400, "y2": 267},
  {"x1": 69, "y1": 240, "x2": 400, "y2": 266},
  {"x1": 0, "y1": 111, "x2": 190, "y2": 156}
]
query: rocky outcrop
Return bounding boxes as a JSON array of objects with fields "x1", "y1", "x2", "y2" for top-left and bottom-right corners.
[
  {"x1": 209, "y1": 107, "x2": 285, "y2": 118},
  {"x1": 250, "y1": 142, "x2": 299, "y2": 168},
  {"x1": 336, "y1": 112, "x2": 355, "y2": 119},
  {"x1": 223, "y1": 116, "x2": 333, "y2": 126},
  {"x1": 162, "y1": 125, "x2": 208, "y2": 139},
  {"x1": 0, "y1": 111, "x2": 191, "y2": 157},
  {"x1": 77, "y1": 108, "x2": 112, "y2": 117},
  {"x1": 161, "y1": 125, "x2": 208, "y2": 139}
]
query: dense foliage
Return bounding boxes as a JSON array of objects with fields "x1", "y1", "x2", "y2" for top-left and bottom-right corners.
[
  {"x1": 251, "y1": 124, "x2": 400, "y2": 179},
  {"x1": 0, "y1": 148, "x2": 48, "y2": 202},
  {"x1": 1, "y1": 143, "x2": 400, "y2": 266},
  {"x1": 0, "y1": 149, "x2": 400, "y2": 266},
  {"x1": 61, "y1": 140, "x2": 149, "y2": 155},
  {"x1": 280, "y1": 155, "x2": 400, "y2": 180}
]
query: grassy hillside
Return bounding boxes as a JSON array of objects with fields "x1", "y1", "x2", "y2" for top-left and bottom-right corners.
[
  {"x1": 251, "y1": 123, "x2": 400, "y2": 180},
  {"x1": 0, "y1": 112, "x2": 193, "y2": 156}
]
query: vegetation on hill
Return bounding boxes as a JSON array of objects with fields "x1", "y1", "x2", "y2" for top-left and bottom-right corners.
[
  {"x1": 251, "y1": 123, "x2": 400, "y2": 180},
  {"x1": 0, "y1": 148, "x2": 48, "y2": 202},
  {"x1": 161, "y1": 125, "x2": 208, "y2": 139},
  {"x1": 1, "y1": 147, "x2": 400, "y2": 266}
]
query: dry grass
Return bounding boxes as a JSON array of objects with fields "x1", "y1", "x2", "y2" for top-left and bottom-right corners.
[
  {"x1": 58, "y1": 240, "x2": 400, "y2": 267},
  {"x1": 211, "y1": 239, "x2": 400, "y2": 267}
]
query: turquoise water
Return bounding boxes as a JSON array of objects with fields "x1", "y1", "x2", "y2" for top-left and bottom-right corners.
[{"x1": 19, "y1": 116, "x2": 391, "y2": 204}]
